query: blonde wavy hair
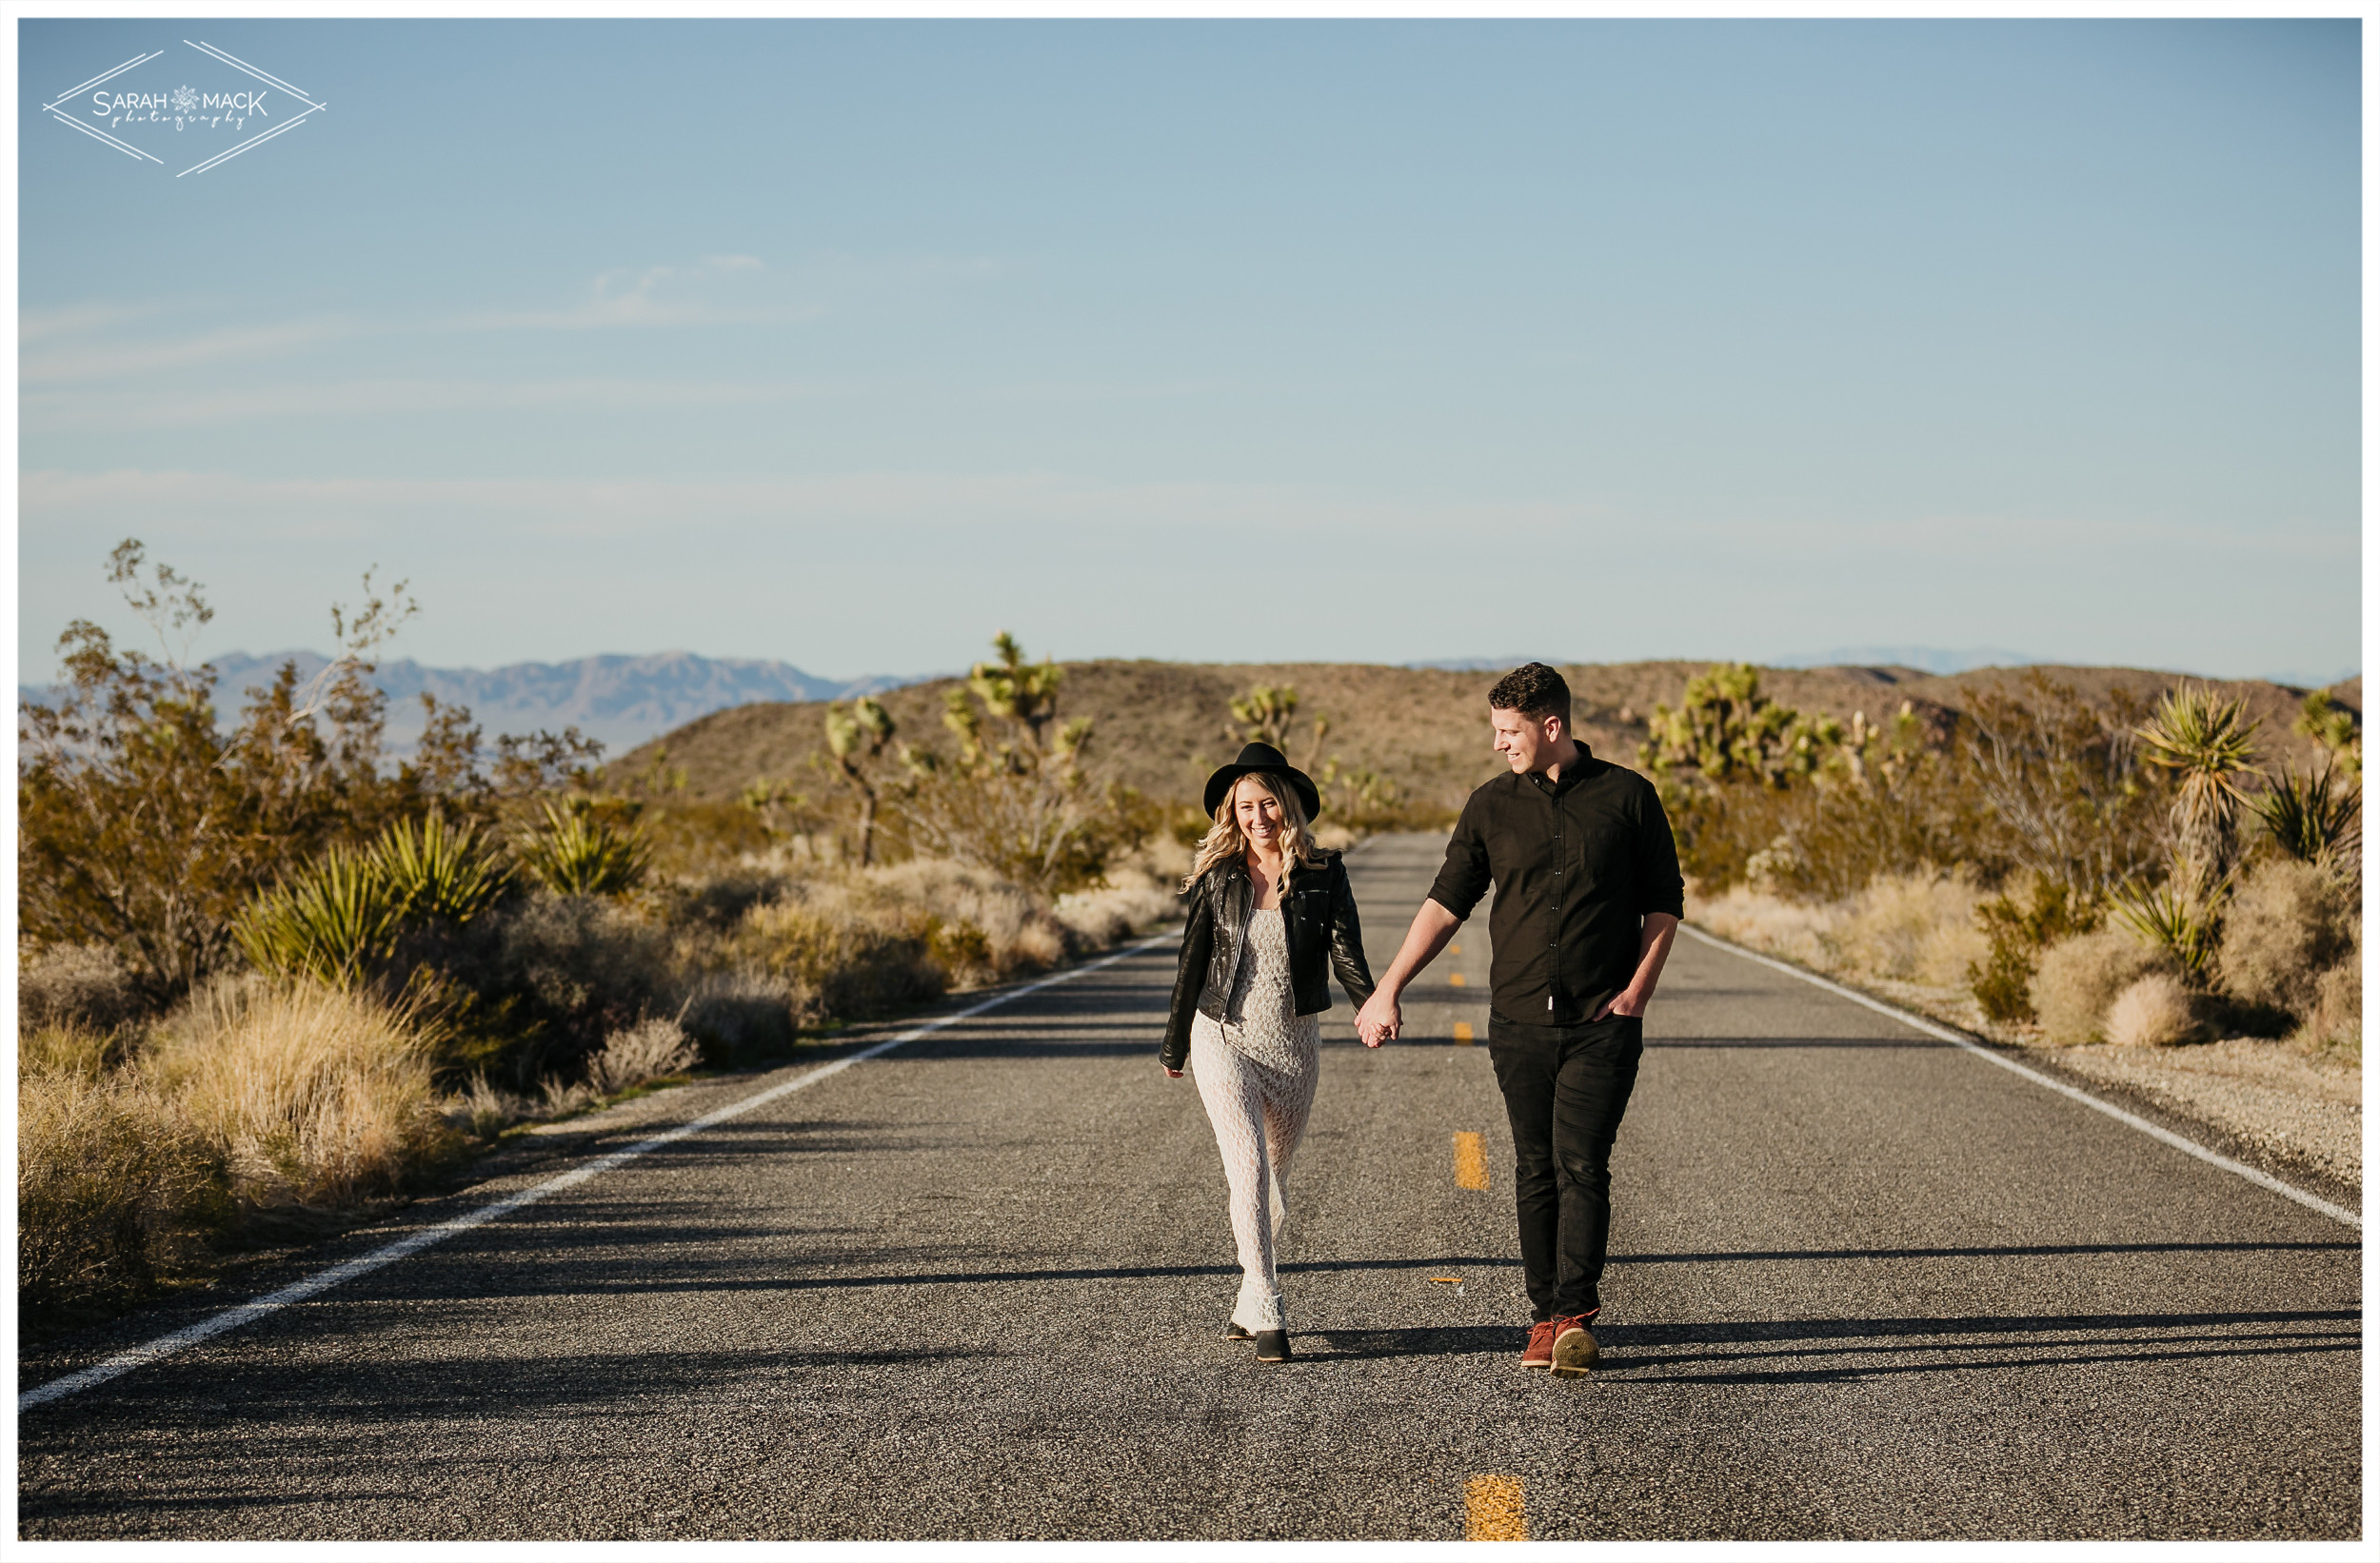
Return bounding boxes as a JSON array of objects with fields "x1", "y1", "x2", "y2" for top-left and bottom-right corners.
[{"x1": 1182, "y1": 771, "x2": 1322, "y2": 891}]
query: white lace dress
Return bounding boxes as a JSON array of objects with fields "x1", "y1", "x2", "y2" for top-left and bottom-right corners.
[{"x1": 1189, "y1": 905, "x2": 1322, "y2": 1332}]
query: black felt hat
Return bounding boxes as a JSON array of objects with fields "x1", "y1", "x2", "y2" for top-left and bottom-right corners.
[{"x1": 1202, "y1": 742, "x2": 1323, "y2": 821}]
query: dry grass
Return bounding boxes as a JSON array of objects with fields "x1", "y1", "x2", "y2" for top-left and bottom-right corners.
[
  {"x1": 19, "y1": 1022, "x2": 125, "y2": 1078},
  {"x1": 586, "y1": 1017, "x2": 699, "y2": 1096},
  {"x1": 2217, "y1": 859, "x2": 2356, "y2": 1019},
  {"x1": 1691, "y1": 885, "x2": 1840, "y2": 970},
  {"x1": 2104, "y1": 973, "x2": 2207, "y2": 1048},
  {"x1": 19, "y1": 941, "x2": 143, "y2": 1035},
  {"x1": 1057, "y1": 865, "x2": 1179, "y2": 946},
  {"x1": 2294, "y1": 945, "x2": 2361, "y2": 1064},
  {"x1": 2032, "y1": 928, "x2": 2172, "y2": 1046},
  {"x1": 22, "y1": 843, "x2": 1179, "y2": 1318},
  {"x1": 142, "y1": 978, "x2": 458, "y2": 1208},
  {"x1": 18, "y1": 1067, "x2": 217, "y2": 1312},
  {"x1": 1691, "y1": 873, "x2": 1987, "y2": 989},
  {"x1": 1828, "y1": 873, "x2": 1992, "y2": 986}
]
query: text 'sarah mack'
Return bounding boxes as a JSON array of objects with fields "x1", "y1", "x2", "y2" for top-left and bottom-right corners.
[{"x1": 92, "y1": 87, "x2": 270, "y2": 130}]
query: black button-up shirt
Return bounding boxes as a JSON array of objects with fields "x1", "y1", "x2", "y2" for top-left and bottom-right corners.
[{"x1": 1426, "y1": 744, "x2": 1684, "y2": 1026}]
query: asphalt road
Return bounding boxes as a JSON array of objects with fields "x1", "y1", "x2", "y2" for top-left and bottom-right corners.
[{"x1": 17, "y1": 835, "x2": 2363, "y2": 1540}]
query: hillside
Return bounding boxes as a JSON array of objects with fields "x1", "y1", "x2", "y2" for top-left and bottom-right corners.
[{"x1": 616, "y1": 661, "x2": 2359, "y2": 816}]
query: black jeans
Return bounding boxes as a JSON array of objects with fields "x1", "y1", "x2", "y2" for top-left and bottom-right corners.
[{"x1": 1488, "y1": 1012, "x2": 1643, "y2": 1321}]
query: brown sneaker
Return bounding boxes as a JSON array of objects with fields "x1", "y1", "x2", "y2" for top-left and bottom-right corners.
[
  {"x1": 1519, "y1": 1320, "x2": 1557, "y2": 1369},
  {"x1": 1549, "y1": 1314, "x2": 1599, "y2": 1378}
]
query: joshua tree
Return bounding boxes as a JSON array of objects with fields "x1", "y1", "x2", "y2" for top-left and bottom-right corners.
[
  {"x1": 824, "y1": 695, "x2": 897, "y2": 866},
  {"x1": 1228, "y1": 683, "x2": 1331, "y2": 766},
  {"x1": 1640, "y1": 663, "x2": 1840, "y2": 790},
  {"x1": 2294, "y1": 689, "x2": 2361, "y2": 782},
  {"x1": 965, "y1": 631, "x2": 1065, "y2": 759},
  {"x1": 901, "y1": 633, "x2": 1111, "y2": 891}
]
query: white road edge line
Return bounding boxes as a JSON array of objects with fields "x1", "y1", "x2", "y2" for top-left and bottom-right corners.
[
  {"x1": 1680, "y1": 923, "x2": 2360, "y2": 1232},
  {"x1": 20, "y1": 932, "x2": 1181, "y2": 1413}
]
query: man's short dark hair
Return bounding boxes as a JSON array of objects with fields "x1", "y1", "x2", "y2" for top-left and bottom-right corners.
[{"x1": 1489, "y1": 663, "x2": 1571, "y2": 726}]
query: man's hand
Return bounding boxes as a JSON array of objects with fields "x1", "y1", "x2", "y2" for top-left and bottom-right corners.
[
  {"x1": 1594, "y1": 913, "x2": 1679, "y2": 1022},
  {"x1": 1357, "y1": 899, "x2": 1459, "y2": 1050},
  {"x1": 1161, "y1": 1064, "x2": 1183, "y2": 1078},
  {"x1": 1592, "y1": 986, "x2": 1648, "y2": 1021}
]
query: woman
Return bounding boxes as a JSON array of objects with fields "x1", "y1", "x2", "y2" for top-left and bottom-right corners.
[{"x1": 1161, "y1": 741, "x2": 1379, "y2": 1362}]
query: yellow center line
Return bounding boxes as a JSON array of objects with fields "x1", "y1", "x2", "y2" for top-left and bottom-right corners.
[
  {"x1": 1453, "y1": 1021, "x2": 1475, "y2": 1045},
  {"x1": 1449, "y1": 972, "x2": 1466, "y2": 986},
  {"x1": 1465, "y1": 1474, "x2": 1527, "y2": 1540},
  {"x1": 1449, "y1": 942, "x2": 1462, "y2": 955},
  {"x1": 1453, "y1": 1131, "x2": 1490, "y2": 1191}
]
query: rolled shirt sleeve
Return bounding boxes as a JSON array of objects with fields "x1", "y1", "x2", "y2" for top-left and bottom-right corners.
[
  {"x1": 1426, "y1": 792, "x2": 1494, "y2": 920},
  {"x1": 1636, "y1": 780, "x2": 1685, "y2": 920}
]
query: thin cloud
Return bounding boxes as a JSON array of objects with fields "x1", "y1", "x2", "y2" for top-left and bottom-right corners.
[
  {"x1": 19, "y1": 300, "x2": 163, "y2": 343},
  {"x1": 22, "y1": 376, "x2": 843, "y2": 429},
  {"x1": 19, "y1": 318, "x2": 363, "y2": 384},
  {"x1": 449, "y1": 253, "x2": 809, "y2": 331}
]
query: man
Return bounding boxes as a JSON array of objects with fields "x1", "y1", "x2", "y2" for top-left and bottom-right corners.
[{"x1": 1355, "y1": 663, "x2": 1681, "y2": 1379}]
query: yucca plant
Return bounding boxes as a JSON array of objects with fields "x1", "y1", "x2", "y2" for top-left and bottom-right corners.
[
  {"x1": 373, "y1": 812, "x2": 512, "y2": 926},
  {"x1": 233, "y1": 847, "x2": 405, "y2": 983},
  {"x1": 2135, "y1": 683, "x2": 2261, "y2": 867},
  {"x1": 2251, "y1": 761, "x2": 2361, "y2": 870},
  {"x1": 517, "y1": 798, "x2": 650, "y2": 898},
  {"x1": 2109, "y1": 877, "x2": 2225, "y2": 988}
]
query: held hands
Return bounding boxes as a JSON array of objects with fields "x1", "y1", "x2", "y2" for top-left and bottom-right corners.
[{"x1": 1354, "y1": 989, "x2": 1401, "y2": 1048}]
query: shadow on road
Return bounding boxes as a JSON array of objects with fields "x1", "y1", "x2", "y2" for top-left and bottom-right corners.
[
  {"x1": 1597, "y1": 1306, "x2": 2362, "y2": 1383},
  {"x1": 1610, "y1": 1240, "x2": 2359, "y2": 1264}
]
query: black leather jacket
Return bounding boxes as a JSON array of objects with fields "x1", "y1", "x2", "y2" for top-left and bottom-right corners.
[{"x1": 1161, "y1": 850, "x2": 1378, "y2": 1071}]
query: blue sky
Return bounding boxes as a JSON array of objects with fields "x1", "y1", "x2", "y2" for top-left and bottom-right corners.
[{"x1": 18, "y1": 19, "x2": 2361, "y2": 684}]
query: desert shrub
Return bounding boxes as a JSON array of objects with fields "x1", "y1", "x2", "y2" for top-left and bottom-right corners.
[
  {"x1": 477, "y1": 891, "x2": 673, "y2": 1073},
  {"x1": 1689, "y1": 885, "x2": 1838, "y2": 971},
  {"x1": 445, "y1": 1073, "x2": 529, "y2": 1140},
  {"x1": 585, "y1": 1017, "x2": 699, "y2": 1096},
  {"x1": 2216, "y1": 858, "x2": 2356, "y2": 1019},
  {"x1": 2103, "y1": 972, "x2": 2207, "y2": 1048},
  {"x1": 661, "y1": 870, "x2": 792, "y2": 933},
  {"x1": 1962, "y1": 672, "x2": 2169, "y2": 904},
  {"x1": 19, "y1": 1068, "x2": 219, "y2": 1312},
  {"x1": 860, "y1": 859, "x2": 1071, "y2": 977},
  {"x1": 2030, "y1": 927, "x2": 2172, "y2": 1045},
  {"x1": 1056, "y1": 868, "x2": 1179, "y2": 948},
  {"x1": 2295, "y1": 950, "x2": 2360, "y2": 1060},
  {"x1": 1826, "y1": 872, "x2": 1991, "y2": 986},
  {"x1": 676, "y1": 966, "x2": 805, "y2": 1059},
  {"x1": 19, "y1": 942, "x2": 145, "y2": 1036},
  {"x1": 1968, "y1": 877, "x2": 2095, "y2": 1024},
  {"x1": 736, "y1": 900, "x2": 946, "y2": 1021},
  {"x1": 143, "y1": 978, "x2": 457, "y2": 1208}
]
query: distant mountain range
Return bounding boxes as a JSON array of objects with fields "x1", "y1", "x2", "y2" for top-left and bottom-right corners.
[
  {"x1": 18, "y1": 651, "x2": 922, "y2": 756},
  {"x1": 1413, "y1": 648, "x2": 2040, "y2": 677},
  {"x1": 1770, "y1": 645, "x2": 2038, "y2": 675}
]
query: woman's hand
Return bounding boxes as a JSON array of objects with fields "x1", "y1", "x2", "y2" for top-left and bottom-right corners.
[{"x1": 1162, "y1": 1065, "x2": 1183, "y2": 1078}]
